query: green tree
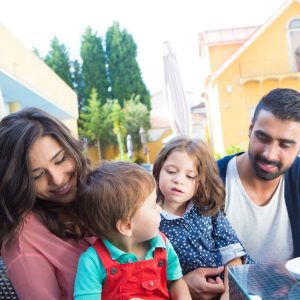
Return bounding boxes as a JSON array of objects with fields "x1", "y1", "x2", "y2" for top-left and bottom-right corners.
[
  {"x1": 124, "y1": 95, "x2": 150, "y2": 150},
  {"x1": 79, "y1": 88, "x2": 104, "y2": 160},
  {"x1": 80, "y1": 26, "x2": 110, "y2": 106},
  {"x1": 44, "y1": 36, "x2": 73, "y2": 88},
  {"x1": 106, "y1": 22, "x2": 151, "y2": 109},
  {"x1": 111, "y1": 100, "x2": 127, "y2": 159},
  {"x1": 32, "y1": 47, "x2": 42, "y2": 58},
  {"x1": 72, "y1": 59, "x2": 85, "y2": 112}
]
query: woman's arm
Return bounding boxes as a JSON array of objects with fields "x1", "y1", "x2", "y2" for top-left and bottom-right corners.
[{"x1": 6, "y1": 254, "x2": 62, "y2": 299}]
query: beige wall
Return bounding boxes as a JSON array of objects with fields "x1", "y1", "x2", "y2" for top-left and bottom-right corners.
[{"x1": 0, "y1": 23, "x2": 78, "y2": 135}]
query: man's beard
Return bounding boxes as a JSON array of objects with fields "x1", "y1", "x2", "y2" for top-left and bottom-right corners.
[{"x1": 248, "y1": 152, "x2": 286, "y2": 181}]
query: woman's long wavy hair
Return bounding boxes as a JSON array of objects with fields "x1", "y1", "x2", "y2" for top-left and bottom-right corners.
[
  {"x1": 0, "y1": 107, "x2": 89, "y2": 248},
  {"x1": 153, "y1": 136, "x2": 225, "y2": 216}
]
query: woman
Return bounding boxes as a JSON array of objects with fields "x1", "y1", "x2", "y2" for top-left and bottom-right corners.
[{"x1": 0, "y1": 107, "x2": 93, "y2": 299}]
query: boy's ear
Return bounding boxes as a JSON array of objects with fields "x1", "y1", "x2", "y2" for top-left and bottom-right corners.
[{"x1": 116, "y1": 218, "x2": 133, "y2": 237}]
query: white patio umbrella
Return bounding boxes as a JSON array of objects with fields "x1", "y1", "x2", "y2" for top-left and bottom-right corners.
[
  {"x1": 163, "y1": 41, "x2": 192, "y2": 137},
  {"x1": 126, "y1": 134, "x2": 133, "y2": 159}
]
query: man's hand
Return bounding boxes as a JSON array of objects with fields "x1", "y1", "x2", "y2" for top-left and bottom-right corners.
[{"x1": 183, "y1": 266, "x2": 225, "y2": 300}]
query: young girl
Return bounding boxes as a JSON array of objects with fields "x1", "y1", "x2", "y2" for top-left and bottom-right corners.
[
  {"x1": 153, "y1": 136, "x2": 251, "y2": 299},
  {"x1": 74, "y1": 161, "x2": 191, "y2": 299}
]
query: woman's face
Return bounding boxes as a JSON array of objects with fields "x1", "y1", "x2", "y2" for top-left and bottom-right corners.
[{"x1": 29, "y1": 136, "x2": 77, "y2": 204}]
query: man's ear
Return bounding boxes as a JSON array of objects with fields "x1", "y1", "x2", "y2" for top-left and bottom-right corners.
[
  {"x1": 248, "y1": 122, "x2": 254, "y2": 139},
  {"x1": 116, "y1": 218, "x2": 133, "y2": 237}
]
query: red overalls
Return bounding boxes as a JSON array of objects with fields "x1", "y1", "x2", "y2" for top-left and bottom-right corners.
[{"x1": 93, "y1": 234, "x2": 170, "y2": 300}]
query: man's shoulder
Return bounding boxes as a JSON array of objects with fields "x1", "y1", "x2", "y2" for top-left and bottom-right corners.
[
  {"x1": 217, "y1": 153, "x2": 243, "y2": 180},
  {"x1": 217, "y1": 154, "x2": 237, "y2": 167},
  {"x1": 286, "y1": 156, "x2": 300, "y2": 177}
]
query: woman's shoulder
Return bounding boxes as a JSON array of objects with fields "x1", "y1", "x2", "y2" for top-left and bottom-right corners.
[
  {"x1": 1, "y1": 213, "x2": 50, "y2": 254},
  {"x1": 2, "y1": 212, "x2": 90, "y2": 261},
  {"x1": 18, "y1": 212, "x2": 50, "y2": 238}
]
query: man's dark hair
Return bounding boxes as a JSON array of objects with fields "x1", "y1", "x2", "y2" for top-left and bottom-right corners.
[{"x1": 252, "y1": 88, "x2": 300, "y2": 123}]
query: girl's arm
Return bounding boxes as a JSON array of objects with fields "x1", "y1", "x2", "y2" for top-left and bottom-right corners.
[{"x1": 168, "y1": 278, "x2": 192, "y2": 300}]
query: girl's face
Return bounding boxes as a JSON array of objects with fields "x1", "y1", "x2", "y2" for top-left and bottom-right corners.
[
  {"x1": 158, "y1": 150, "x2": 198, "y2": 214},
  {"x1": 29, "y1": 136, "x2": 78, "y2": 204}
]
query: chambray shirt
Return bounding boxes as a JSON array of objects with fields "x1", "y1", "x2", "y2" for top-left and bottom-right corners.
[
  {"x1": 159, "y1": 202, "x2": 249, "y2": 275},
  {"x1": 74, "y1": 234, "x2": 182, "y2": 299}
]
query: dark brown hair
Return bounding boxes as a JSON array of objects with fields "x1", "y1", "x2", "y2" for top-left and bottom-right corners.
[
  {"x1": 0, "y1": 107, "x2": 89, "y2": 248},
  {"x1": 76, "y1": 161, "x2": 156, "y2": 239},
  {"x1": 252, "y1": 88, "x2": 300, "y2": 123},
  {"x1": 153, "y1": 136, "x2": 225, "y2": 216}
]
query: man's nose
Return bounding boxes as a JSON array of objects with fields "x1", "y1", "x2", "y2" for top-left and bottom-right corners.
[{"x1": 263, "y1": 143, "x2": 279, "y2": 162}]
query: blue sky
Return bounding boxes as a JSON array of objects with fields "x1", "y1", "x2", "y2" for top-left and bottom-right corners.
[{"x1": 1, "y1": 0, "x2": 285, "y2": 99}]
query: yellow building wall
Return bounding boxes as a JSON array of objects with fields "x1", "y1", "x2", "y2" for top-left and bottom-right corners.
[
  {"x1": 208, "y1": 43, "x2": 242, "y2": 72},
  {"x1": 213, "y1": 1, "x2": 300, "y2": 152}
]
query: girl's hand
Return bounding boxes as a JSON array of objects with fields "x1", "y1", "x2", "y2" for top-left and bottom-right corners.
[{"x1": 183, "y1": 266, "x2": 225, "y2": 299}]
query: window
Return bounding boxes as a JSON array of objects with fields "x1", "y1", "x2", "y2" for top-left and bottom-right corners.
[{"x1": 288, "y1": 18, "x2": 300, "y2": 72}]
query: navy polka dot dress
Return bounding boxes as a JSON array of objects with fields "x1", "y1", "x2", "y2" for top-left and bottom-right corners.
[{"x1": 159, "y1": 202, "x2": 250, "y2": 275}]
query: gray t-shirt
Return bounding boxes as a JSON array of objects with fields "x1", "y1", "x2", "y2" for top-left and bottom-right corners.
[{"x1": 224, "y1": 156, "x2": 293, "y2": 263}]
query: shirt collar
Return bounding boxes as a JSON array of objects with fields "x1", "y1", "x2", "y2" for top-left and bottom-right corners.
[
  {"x1": 103, "y1": 234, "x2": 166, "y2": 261},
  {"x1": 160, "y1": 201, "x2": 194, "y2": 220}
]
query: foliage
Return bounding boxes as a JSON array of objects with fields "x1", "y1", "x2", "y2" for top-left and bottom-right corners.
[
  {"x1": 213, "y1": 152, "x2": 222, "y2": 160},
  {"x1": 79, "y1": 88, "x2": 101, "y2": 140},
  {"x1": 214, "y1": 144, "x2": 245, "y2": 160},
  {"x1": 42, "y1": 23, "x2": 153, "y2": 159},
  {"x1": 32, "y1": 47, "x2": 41, "y2": 58},
  {"x1": 44, "y1": 36, "x2": 73, "y2": 88},
  {"x1": 72, "y1": 59, "x2": 85, "y2": 112},
  {"x1": 123, "y1": 95, "x2": 150, "y2": 150},
  {"x1": 111, "y1": 100, "x2": 127, "y2": 159},
  {"x1": 79, "y1": 88, "x2": 105, "y2": 158},
  {"x1": 80, "y1": 26, "x2": 110, "y2": 106},
  {"x1": 106, "y1": 22, "x2": 151, "y2": 109},
  {"x1": 225, "y1": 145, "x2": 245, "y2": 155}
]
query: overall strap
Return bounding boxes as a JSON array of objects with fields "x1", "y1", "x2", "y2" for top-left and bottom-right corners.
[
  {"x1": 159, "y1": 232, "x2": 167, "y2": 244},
  {"x1": 154, "y1": 232, "x2": 167, "y2": 259},
  {"x1": 93, "y1": 239, "x2": 116, "y2": 269}
]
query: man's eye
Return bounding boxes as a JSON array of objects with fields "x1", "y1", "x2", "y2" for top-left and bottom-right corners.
[{"x1": 280, "y1": 143, "x2": 292, "y2": 149}]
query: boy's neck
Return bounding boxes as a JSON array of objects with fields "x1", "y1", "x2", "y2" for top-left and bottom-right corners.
[{"x1": 108, "y1": 234, "x2": 150, "y2": 261}]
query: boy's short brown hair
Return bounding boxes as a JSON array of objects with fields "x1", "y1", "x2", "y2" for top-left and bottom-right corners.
[{"x1": 76, "y1": 161, "x2": 156, "y2": 239}]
